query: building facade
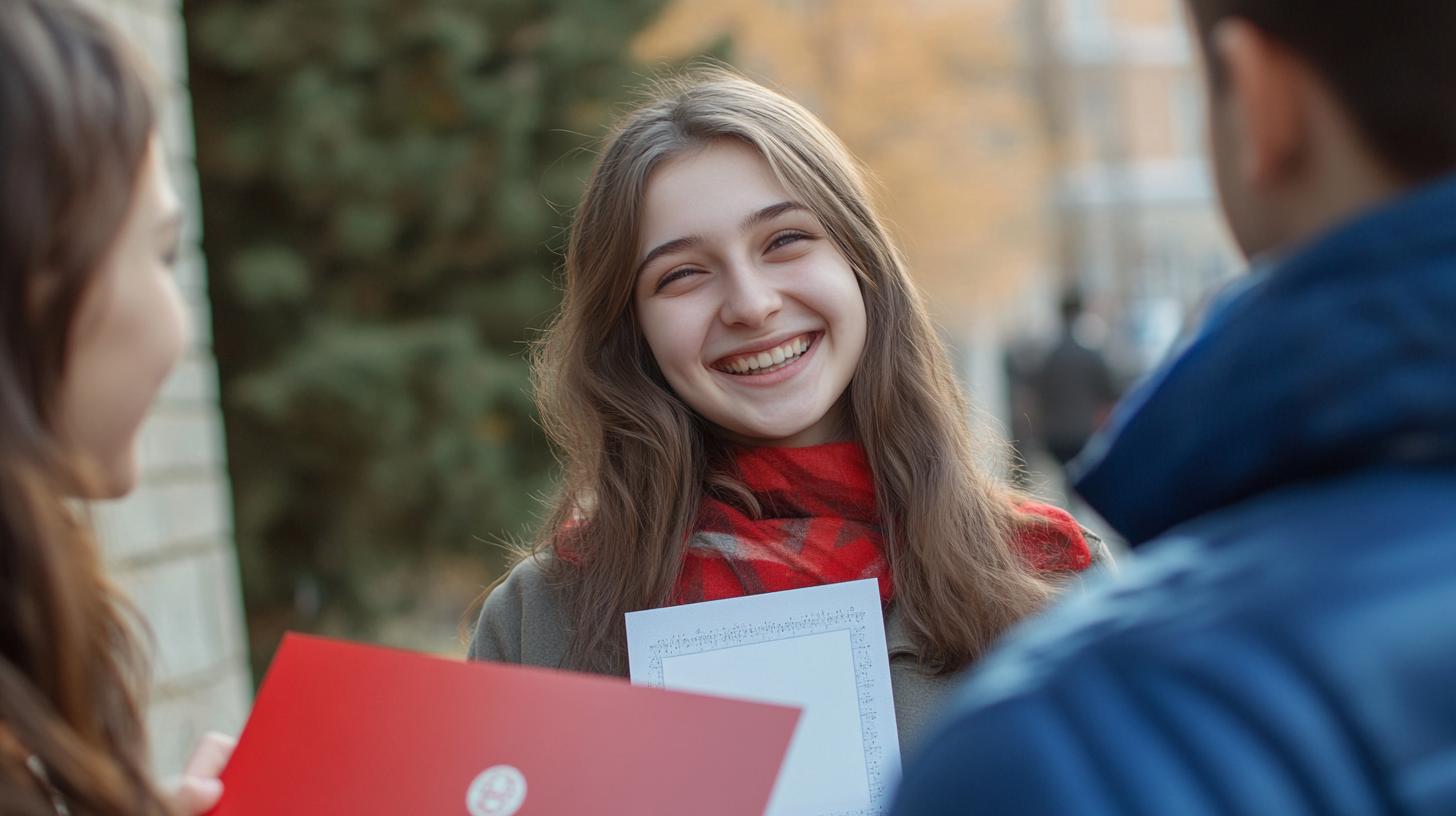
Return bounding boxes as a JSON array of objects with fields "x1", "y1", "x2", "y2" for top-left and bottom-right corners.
[{"x1": 1032, "y1": 0, "x2": 1238, "y2": 370}]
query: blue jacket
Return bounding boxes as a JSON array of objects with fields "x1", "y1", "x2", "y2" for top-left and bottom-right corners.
[{"x1": 892, "y1": 175, "x2": 1456, "y2": 816}]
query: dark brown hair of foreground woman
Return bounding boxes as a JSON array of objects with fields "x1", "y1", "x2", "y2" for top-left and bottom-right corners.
[{"x1": 0, "y1": 1, "x2": 171, "y2": 813}]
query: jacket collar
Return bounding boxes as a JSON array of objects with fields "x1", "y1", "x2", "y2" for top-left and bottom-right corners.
[
  {"x1": 1074, "y1": 173, "x2": 1456, "y2": 546},
  {"x1": 884, "y1": 602, "x2": 916, "y2": 657}
]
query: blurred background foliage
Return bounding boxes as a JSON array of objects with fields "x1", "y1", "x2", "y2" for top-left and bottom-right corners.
[{"x1": 184, "y1": 0, "x2": 702, "y2": 674}]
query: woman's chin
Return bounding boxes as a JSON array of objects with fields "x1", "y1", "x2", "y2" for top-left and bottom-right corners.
[
  {"x1": 79, "y1": 452, "x2": 141, "y2": 500},
  {"x1": 716, "y1": 418, "x2": 845, "y2": 448}
]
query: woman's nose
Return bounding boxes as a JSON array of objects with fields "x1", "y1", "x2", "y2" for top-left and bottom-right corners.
[{"x1": 718, "y1": 264, "x2": 782, "y2": 328}]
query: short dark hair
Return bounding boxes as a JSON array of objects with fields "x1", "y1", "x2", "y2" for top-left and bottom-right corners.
[{"x1": 1186, "y1": 0, "x2": 1456, "y2": 181}]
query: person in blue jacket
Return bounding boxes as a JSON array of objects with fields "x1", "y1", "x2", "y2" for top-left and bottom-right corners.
[{"x1": 892, "y1": 1, "x2": 1456, "y2": 814}]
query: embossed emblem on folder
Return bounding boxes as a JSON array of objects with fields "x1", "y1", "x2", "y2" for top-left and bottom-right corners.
[{"x1": 467, "y1": 765, "x2": 527, "y2": 816}]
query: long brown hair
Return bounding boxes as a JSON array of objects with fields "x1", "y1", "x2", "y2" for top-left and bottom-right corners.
[
  {"x1": 0, "y1": 1, "x2": 170, "y2": 813},
  {"x1": 529, "y1": 69, "x2": 1056, "y2": 675}
]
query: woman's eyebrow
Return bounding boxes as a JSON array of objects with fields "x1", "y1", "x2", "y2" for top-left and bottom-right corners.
[
  {"x1": 741, "y1": 201, "x2": 807, "y2": 231},
  {"x1": 636, "y1": 235, "x2": 702, "y2": 278}
]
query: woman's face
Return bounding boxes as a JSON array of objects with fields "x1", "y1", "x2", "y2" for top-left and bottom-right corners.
[
  {"x1": 56, "y1": 138, "x2": 189, "y2": 497},
  {"x1": 634, "y1": 139, "x2": 867, "y2": 447}
]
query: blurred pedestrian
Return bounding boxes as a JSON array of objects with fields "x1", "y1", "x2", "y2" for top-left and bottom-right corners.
[{"x1": 1027, "y1": 288, "x2": 1119, "y2": 484}]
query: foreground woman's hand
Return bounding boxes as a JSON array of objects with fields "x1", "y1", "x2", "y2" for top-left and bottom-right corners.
[{"x1": 165, "y1": 732, "x2": 236, "y2": 815}]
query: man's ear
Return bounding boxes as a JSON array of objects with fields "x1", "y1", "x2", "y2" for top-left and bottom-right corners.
[{"x1": 1213, "y1": 19, "x2": 1309, "y2": 189}]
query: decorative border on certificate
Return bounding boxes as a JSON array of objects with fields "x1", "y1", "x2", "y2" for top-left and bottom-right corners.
[{"x1": 627, "y1": 580, "x2": 900, "y2": 815}]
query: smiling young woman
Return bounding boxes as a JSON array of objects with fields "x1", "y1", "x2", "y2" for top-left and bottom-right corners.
[{"x1": 468, "y1": 70, "x2": 1101, "y2": 750}]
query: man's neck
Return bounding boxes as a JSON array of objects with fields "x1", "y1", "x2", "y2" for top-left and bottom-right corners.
[
  {"x1": 1268, "y1": 142, "x2": 1410, "y2": 258},
  {"x1": 1288, "y1": 185, "x2": 1406, "y2": 255}
]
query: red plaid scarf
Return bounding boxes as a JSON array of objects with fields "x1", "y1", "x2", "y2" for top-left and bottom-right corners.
[{"x1": 672, "y1": 442, "x2": 1090, "y2": 605}]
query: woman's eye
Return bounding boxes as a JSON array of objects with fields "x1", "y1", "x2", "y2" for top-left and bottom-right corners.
[
  {"x1": 656, "y1": 267, "x2": 701, "y2": 292},
  {"x1": 767, "y1": 230, "x2": 810, "y2": 253}
]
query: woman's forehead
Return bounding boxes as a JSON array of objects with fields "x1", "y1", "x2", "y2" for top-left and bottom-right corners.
[{"x1": 638, "y1": 141, "x2": 793, "y2": 243}]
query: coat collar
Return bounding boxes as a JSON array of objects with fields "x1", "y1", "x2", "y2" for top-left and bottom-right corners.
[
  {"x1": 884, "y1": 601, "x2": 916, "y2": 656},
  {"x1": 1074, "y1": 173, "x2": 1456, "y2": 546}
]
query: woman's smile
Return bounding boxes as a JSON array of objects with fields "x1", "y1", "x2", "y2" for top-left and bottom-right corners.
[{"x1": 711, "y1": 331, "x2": 820, "y2": 378}]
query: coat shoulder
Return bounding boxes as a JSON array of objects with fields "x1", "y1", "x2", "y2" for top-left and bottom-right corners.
[{"x1": 467, "y1": 553, "x2": 574, "y2": 669}]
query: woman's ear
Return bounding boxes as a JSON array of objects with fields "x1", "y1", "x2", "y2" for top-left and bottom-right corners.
[{"x1": 1213, "y1": 19, "x2": 1310, "y2": 190}]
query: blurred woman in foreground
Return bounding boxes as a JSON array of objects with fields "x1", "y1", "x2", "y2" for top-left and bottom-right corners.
[{"x1": 1, "y1": 1, "x2": 231, "y2": 813}]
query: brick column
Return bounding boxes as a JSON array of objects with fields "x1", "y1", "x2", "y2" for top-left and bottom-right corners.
[{"x1": 79, "y1": 0, "x2": 253, "y2": 777}]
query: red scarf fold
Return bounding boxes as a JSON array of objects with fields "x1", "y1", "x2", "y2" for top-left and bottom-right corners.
[{"x1": 672, "y1": 442, "x2": 1091, "y2": 605}]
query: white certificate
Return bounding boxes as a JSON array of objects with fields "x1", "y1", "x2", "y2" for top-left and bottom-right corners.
[{"x1": 626, "y1": 578, "x2": 901, "y2": 816}]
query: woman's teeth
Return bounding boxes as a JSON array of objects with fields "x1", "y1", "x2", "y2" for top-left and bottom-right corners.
[{"x1": 717, "y1": 335, "x2": 813, "y2": 375}]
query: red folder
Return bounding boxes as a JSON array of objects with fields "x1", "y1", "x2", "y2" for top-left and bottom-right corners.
[{"x1": 210, "y1": 634, "x2": 799, "y2": 815}]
